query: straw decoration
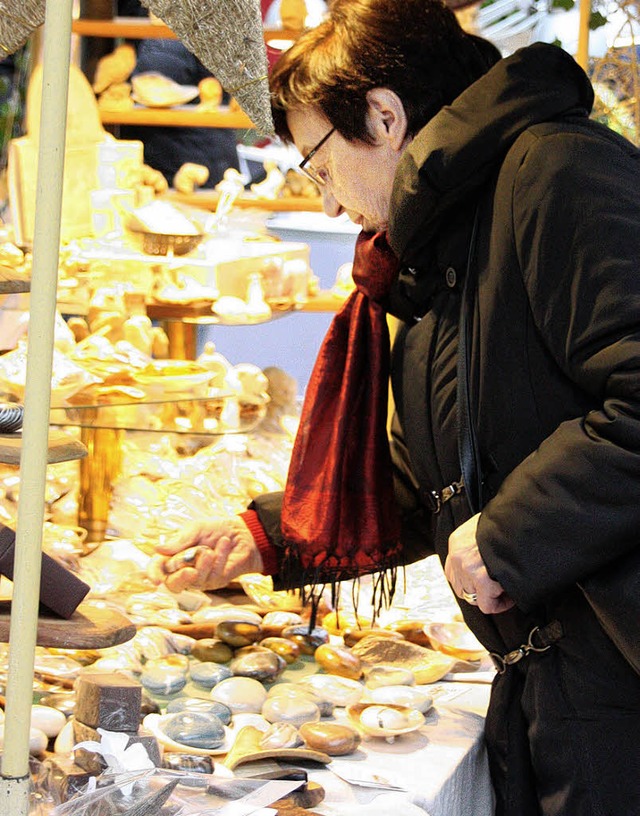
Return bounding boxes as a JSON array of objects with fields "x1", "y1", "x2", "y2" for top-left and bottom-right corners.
[
  {"x1": 0, "y1": 0, "x2": 46, "y2": 55},
  {"x1": 140, "y1": 0, "x2": 274, "y2": 135}
]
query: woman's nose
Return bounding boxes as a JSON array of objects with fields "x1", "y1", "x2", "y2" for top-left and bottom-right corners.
[{"x1": 321, "y1": 185, "x2": 342, "y2": 218}]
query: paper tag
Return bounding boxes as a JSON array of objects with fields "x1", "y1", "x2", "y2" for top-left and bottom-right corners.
[
  {"x1": 329, "y1": 760, "x2": 408, "y2": 792},
  {"x1": 214, "y1": 780, "x2": 302, "y2": 816}
]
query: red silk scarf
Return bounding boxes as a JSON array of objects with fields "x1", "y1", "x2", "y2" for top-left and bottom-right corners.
[{"x1": 281, "y1": 230, "x2": 402, "y2": 581}]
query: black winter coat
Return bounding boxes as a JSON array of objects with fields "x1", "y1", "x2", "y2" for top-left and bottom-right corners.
[{"x1": 253, "y1": 43, "x2": 640, "y2": 655}]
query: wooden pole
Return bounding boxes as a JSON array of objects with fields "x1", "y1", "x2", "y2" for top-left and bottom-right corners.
[
  {"x1": 576, "y1": 0, "x2": 591, "y2": 70},
  {"x1": 0, "y1": 1, "x2": 73, "y2": 813}
]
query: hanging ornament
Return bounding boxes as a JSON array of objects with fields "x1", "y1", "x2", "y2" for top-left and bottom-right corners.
[{"x1": 139, "y1": 0, "x2": 274, "y2": 135}]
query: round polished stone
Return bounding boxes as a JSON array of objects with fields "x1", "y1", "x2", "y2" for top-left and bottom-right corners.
[
  {"x1": 365, "y1": 665, "x2": 416, "y2": 689},
  {"x1": 216, "y1": 621, "x2": 262, "y2": 648},
  {"x1": 386, "y1": 619, "x2": 432, "y2": 648},
  {"x1": 368, "y1": 684, "x2": 433, "y2": 713},
  {"x1": 281, "y1": 625, "x2": 329, "y2": 655},
  {"x1": 298, "y1": 675, "x2": 364, "y2": 707},
  {"x1": 321, "y1": 610, "x2": 372, "y2": 636},
  {"x1": 210, "y1": 676, "x2": 268, "y2": 714},
  {"x1": 267, "y1": 684, "x2": 334, "y2": 717},
  {"x1": 38, "y1": 693, "x2": 76, "y2": 719},
  {"x1": 166, "y1": 697, "x2": 232, "y2": 725},
  {"x1": 314, "y1": 644, "x2": 363, "y2": 680},
  {"x1": 261, "y1": 694, "x2": 320, "y2": 727},
  {"x1": 190, "y1": 662, "x2": 233, "y2": 688},
  {"x1": 147, "y1": 654, "x2": 190, "y2": 673},
  {"x1": 30, "y1": 705, "x2": 66, "y2": 738},
  {"x1": 230, "y1": 650, "x2": 286, "y2": 683},
  {"x1": 191, "y1": 638, "x2": 234, "y2": 664},
  {"x1": 259, "y1": 637, "x2": 301, "y2": 664},
  {"x1": 141, "y1": 667, "x2": 187, "y2": 696},
  {"x1": 160, "y1": 711, "x2": 226, "y2": 749},
  {"x1": 299, "y1": 721, "x2": 361, "y2": 756}
]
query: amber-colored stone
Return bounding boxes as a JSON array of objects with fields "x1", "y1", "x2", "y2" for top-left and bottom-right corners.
[
  {"x1": 299, "y1": 721, "x2": 361, "y2": 756},
  {"x1": 386, "y1": 619, "x2": 432, "y2": 648},
  {"x1": 321, "y1": 611, "x2": 372, "y2": 636},
  {"x1": 190, "y1": 638, "x2": 233, "y2": 663},
  {"x1": 259, "y1": 636, "x2": 301, "y2": 664},
  {"x1": 342, "y1": 628, "x2": 404, "y2": 648},
  {"x1": 215, "y1": 620, "x2": 262, "y2": 648},
  {"x1": 314, "y1": 643, "x2": 363, "y2": 680}
]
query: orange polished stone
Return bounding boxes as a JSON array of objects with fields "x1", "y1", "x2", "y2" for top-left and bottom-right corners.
[{"x1": 314, "y1": 643, "x2": 363, "y2": 680}]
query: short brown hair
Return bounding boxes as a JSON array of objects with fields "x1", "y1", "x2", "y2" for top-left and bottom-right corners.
[{"x1": 270, "y1": 0, "x2": 501, "y2": 144}]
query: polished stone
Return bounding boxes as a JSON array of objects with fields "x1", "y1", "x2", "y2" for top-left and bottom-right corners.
[
  {"x1": 210, "y1": 676, "x2": 268, "y2": 714},
  {"x1": 191, "y1": 638, "x2": 234, "y2": 664},
  {"x1": 281, "y1": 625, "x2": 329, "y2": 655},
  {"x1": 299, "y1": 721, "x2": 361, "y2": 755},
  {"x1": 140, "y1": 667, "x2": 187, "y2": 696},
  {"x1": 160, "y1": 711, "x2": 226, "y2": 749},
  {"x1": 314, "y1": 643, "x2": 363, "y2": 680},
  {"x1": 216, "y1": 620, "x2": 262, "y2": 648},
  {"x1": 166, "y1": 697, "x2": 232, "y2": 725},
  {"x1": 258, "y1": 637, "x2": 301, "y2": 664},
  {"x1": 190, "y1": 662, "x2": 233, "y2": 688},
  {"x1": 230, "y1": 650, "x2": 286, "y2": 683},
  {"x1": 261, "y1": 694, "x2": 320, "y2": 726}
]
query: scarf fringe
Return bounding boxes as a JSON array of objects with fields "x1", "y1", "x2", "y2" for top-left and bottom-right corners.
[{"x1": 282, "y1": 543, "x2": 403, "y2": 632}]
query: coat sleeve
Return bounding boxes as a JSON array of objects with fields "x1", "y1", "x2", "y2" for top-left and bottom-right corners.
[{"x1": 477, "y1": 124, "x2": 640, "y2": 611}]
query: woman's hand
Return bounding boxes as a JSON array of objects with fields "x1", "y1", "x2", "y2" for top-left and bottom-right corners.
[
  {"x1": 444, "y1": 513, "x2": 515, "y2": 614},
  {"x1": 148, "y1": 517, "x2": 264, "y2": 593}
]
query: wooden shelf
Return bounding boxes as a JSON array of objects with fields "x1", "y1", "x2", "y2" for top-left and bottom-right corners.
[
  {"x1": 72, "y1": 16, "x2": 300, "y2": 44},
  {"x1": 0, "y1": 276, "x2": 30, "y2": 294},
  {"x1": 162, "y1": 189, "x2": 323, "y2": 212},
  {"x1": 99, "y1": 104, "x2": 253, "y2": 129},
  {"x1": 0, "y1": 431, "x2": 87, "y2": 466},
  {"x1": 146, "y1": 290, "x2": 342, "y2": 325},
  {"x1": 0, "y1": 601, "x2": 136, "y2": 648}
]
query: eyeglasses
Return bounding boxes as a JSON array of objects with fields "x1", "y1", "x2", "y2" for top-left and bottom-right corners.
[{"x1": 298, "y1": 126, "x2": 336, "y2": 186}]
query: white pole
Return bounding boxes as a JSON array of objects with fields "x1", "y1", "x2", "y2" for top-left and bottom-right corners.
[{"x1": 0, "y1": 1, "x2": 74, "y2": 813}]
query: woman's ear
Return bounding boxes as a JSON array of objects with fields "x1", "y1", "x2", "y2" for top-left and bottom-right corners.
[{"x1": 365, "y1": 87, "x2": 408, "y2": 150}]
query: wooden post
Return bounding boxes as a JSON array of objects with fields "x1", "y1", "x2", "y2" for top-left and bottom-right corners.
[
  {"x1": 0, "y1": 1, "x2": 74, "y2": 813},
  {"x1": 576, "y1": 0, "x2": 591, "y2": 70}
]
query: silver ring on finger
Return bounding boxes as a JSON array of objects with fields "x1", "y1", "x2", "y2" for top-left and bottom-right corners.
[{"x1": 462, "y1": 590, "x2": 478, "y2": 604}]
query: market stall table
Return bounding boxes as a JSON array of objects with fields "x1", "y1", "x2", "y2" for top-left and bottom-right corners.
[{"x1": 236, "y1": 681, "x2": 493, "y2": 816}]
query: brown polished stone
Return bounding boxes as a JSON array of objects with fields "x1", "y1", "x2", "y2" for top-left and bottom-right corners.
[
  {"x1": 299, "y1": 721, "x2": 361, "y2": 756},
  {"x1": 216, "y1": 620, "x2": 262, "y2": 648}
]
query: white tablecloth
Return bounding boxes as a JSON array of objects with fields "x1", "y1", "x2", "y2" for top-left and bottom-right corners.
[{"x1": 237, "y1": 682, "x2": 493, "y2": 816}]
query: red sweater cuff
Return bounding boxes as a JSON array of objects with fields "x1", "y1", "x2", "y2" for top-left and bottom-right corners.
[{"x1": 240, "y1": 510, "x2": 279, "y2": 576}]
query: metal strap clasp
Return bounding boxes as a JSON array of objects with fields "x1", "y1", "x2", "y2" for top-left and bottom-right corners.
[
  {"x1": 489, "y1": 624, "x2": 561, "y2": 675},
  {"x1": 427, "y1": 477, "x2": 464, "y2": 514}
]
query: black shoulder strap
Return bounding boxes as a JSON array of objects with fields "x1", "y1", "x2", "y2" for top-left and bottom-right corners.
[{"x1": 457, "y1": 205, "x2": 483, "y2": 515}]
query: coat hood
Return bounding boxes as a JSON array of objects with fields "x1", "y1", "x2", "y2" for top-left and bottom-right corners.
[{"x1": 388, "y1": 43, "x2": 594, "y2": 266}]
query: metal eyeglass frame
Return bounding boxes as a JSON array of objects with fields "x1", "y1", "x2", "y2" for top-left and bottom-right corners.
[{"x1": 298, "y1": 126, "x2": 336, "y2": 186}]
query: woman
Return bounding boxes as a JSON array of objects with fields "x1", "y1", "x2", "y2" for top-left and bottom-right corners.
[{"x1": 150, "y1": 1, "x2": 640, "y2": 812}]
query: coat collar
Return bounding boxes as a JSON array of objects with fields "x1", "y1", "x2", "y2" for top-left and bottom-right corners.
[{"x1": 388, "y1": 43, "x2": 594, "y2": 269}]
